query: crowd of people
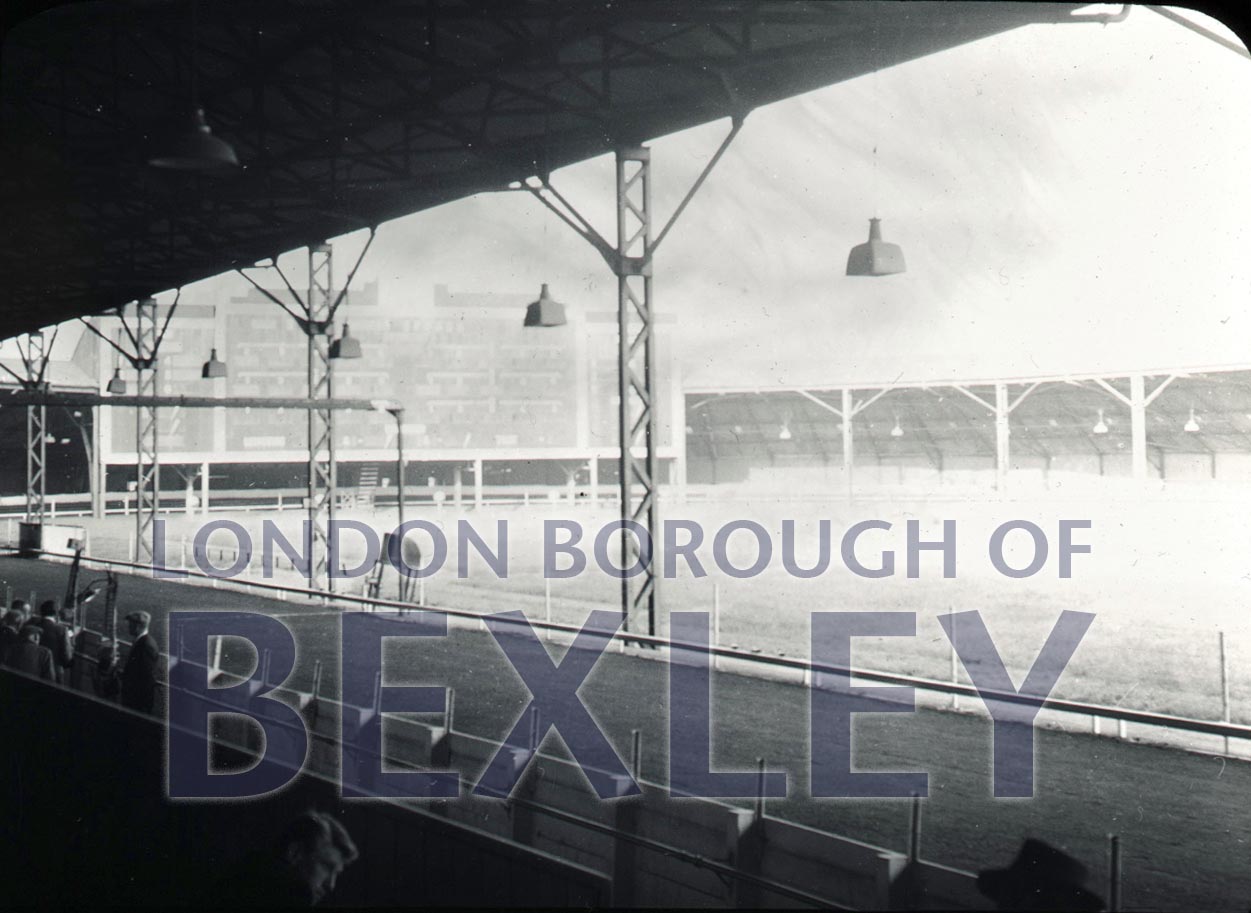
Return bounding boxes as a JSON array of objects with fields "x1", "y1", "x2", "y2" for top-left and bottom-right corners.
[
  {"x1": 0, "y1": 590, "x2": 363, "y2": 907},
  {"x1": 0, "y1": 597, "x2": 159, "y2": 713}
]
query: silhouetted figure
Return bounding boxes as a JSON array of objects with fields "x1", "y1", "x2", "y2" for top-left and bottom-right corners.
[
  {"x1": 11, "y1": 599, "x2": 31, "y2": 626},
  {"x1": 0, "y1": 609, "x2": 21, "y2": 656},
  {"x1": 120, "y1": 610, "x2": 159, "y2": 714},
  {"x1": 4, "y1": 623, "x2": 56, "y2": 681},
  {"x1": 36, "y1": 600, "x2": 75, "y2": 684},
  {"x1": 977, "y1": 838, "x2": 1105, "y2": 911},
  {"x1": 215, "y1": 810, "x2": 360, "y2": 907}
]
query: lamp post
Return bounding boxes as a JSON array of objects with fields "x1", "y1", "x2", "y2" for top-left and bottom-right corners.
[{"x1": 372, "y1": 399, "x2": 406, "y2": 600}]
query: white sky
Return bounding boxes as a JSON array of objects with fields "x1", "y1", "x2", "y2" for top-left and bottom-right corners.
[{"x1": 18, "y1": 5, "x2": 1251, "y2": 390}]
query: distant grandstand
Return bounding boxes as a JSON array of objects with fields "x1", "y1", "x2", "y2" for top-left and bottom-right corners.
[
  {"x1": 8, "y1": 320, "x2": 1251, "y2": 503},
  {"x1": 685, "y1": 367, "x2": 1251, "y2": 495}
]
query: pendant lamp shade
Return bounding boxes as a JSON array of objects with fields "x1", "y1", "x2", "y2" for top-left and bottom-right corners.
[
  {"x1": 329, "y1": 324, "x2": 362, "y2": 360},
  {"x1": 846, "y1": 218, "x2": 906, "y2": 277},
  {"x1": 523, "y1": 284, "x2": 567, "y2": 327},
  {"x1": 201, "y1": 348, "x2": 227, "y2": 379},
  {"x1": 148, "y1": 107, "x2": 240, "y2": 174}
]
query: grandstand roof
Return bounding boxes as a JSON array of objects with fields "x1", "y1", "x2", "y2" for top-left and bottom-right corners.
[{"x1": 1, "y1": 1, "x2": 1087, "y2": 339}]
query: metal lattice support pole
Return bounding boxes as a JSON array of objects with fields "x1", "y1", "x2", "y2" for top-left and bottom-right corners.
[
  {"x1": 521, "y1": 119, "x2": 743, "y2": 637},
  {"x1": 615, "y1": 146, "x2": 658, "y2": 636},
  {"x1": 21, "y1": 331, "x2": 50, "y2": 524},
  {"x1": 135, "y1": 297, "x2": 160, "y2": 563},
  {"x1": 308, "y1": 242, "x2": 337, "y2": 593},
  {"x1": 25, "y1": 404, "x2": 46, "y2": 523},
  {"x1": 235, "y1": 231, "x2": 374, "y2": 592}
]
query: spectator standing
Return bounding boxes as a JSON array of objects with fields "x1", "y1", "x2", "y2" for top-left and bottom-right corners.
[
  {"x1": 0, "y1": 609, "x2": 21, "y2": 656},
  {"x1": 36, "y1": 600, "x2": 75, "y2": 684},
  {"x1": 120, "y1": 610, "x2": 159, "y2": 714},
  {"x1": 4, "y1": 623, "x2": 56, "y2": 681}
]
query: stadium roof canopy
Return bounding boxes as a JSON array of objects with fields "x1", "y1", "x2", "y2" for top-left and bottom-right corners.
[
  {"x1": 0, "y1": 0, "x2": 1098, "y2": 339},
  {"x1": 686, "y1": 366, "x2": 1251, "y2": 466}
]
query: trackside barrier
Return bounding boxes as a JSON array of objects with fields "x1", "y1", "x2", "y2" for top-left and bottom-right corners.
[
  {"x1": 0, "y1": 484, "x2": 615, "y2": 521},
  {"x1": 15, "y1": 544, "x2": 1251, "y2": 755}
]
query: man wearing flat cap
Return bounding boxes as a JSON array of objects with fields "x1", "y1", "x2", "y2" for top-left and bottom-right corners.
[
  {"x1": 121, "y1": 610, "x2": 160, "y2": 714},
  {"x1": 3, "y1": 618, "x2": 56, "y2": 681}
]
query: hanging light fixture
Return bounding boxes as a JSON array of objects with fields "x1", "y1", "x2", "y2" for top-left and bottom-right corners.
[
  {"x1": 847, "y1": 218, "x2": 906, "y2": 276},
  {"x1": 148, "y1": 0, "x2": 238, "y2": 174},
  {"x1": 107, "y1": 368, "x2": 126, "y2": 395},
  {"x1": 329, "y1": 324, "x2": 362, "y2": 359},
  {"x1": 523, "y1": 283, "x2": 567, "y2": 328},
  {"x1": 1184, "y1": 407, "x2": 1200, "y2": 433},
  {"x1": 890, "y1": 416, "x2": 904, "y2": 437},
  {"x1": 148, "y1": 107, "x2": 239, "y2": 174},
  {"x1": 778, "y1": 423, "x2": 793, "y2": 441},
  {"x1": 201, "y1": 347, "x2": 227, "y2": 379},
  {"x1": 1092, "y1": 409, "x2": 1109, "y2": 435}
]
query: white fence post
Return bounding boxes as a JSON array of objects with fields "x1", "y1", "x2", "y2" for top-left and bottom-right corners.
[
  {"x1": 949, "y1": 609, "x2": 959, "y2": 710},
  {"x1": 712, "y1": 582, "x2": 721, "y2": 673},
  {"x1": 544, "y1": 575, "x2": 552, "y2": 642},
  {"x1": 1220, "y1": 630, "x2": 1231, "y2": 756}
]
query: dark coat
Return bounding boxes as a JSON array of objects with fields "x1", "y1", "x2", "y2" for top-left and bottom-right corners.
[
  {"x1": 3, "y1": 639, "x2": 56, "y2": 681},
  {"x1": 121, "y1": 633, "x2": 160, "y2": 714},
  {"x1": 37, "y1": 616, "x2": 75, "y2": 681}
]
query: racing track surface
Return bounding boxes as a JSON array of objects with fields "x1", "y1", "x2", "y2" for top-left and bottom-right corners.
[{"x1": 2, "y1": 555, "x2": 1248, "y2": 911}]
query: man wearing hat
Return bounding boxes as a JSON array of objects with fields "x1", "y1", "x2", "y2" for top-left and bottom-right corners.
[
  {"x1": 977, "y1": 838, "x2": 1105, "y2": 911},
  {"x1": 121, "y1": 610, "x2": 160, "y2": 714},
  {"x1": 3, "y1": 620, "x2": 56, "y2": 681}
]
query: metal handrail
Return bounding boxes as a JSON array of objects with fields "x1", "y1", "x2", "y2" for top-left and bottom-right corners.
[{"x1": 8, "y1": 544, "x2": 1251, "y2": 743}]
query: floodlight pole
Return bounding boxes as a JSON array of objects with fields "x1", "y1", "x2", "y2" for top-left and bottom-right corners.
[
  {"x1": 520, "y1": 114, "x2": 746, "y2": 636},
  {"x1": 376, "y1": 402, "x2": 409, "y2": 602}
]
